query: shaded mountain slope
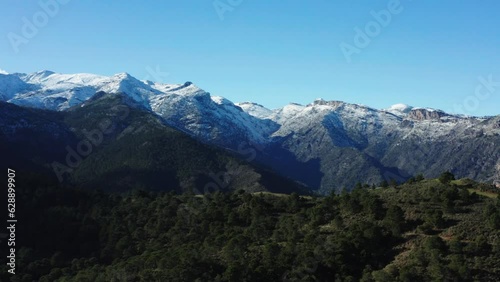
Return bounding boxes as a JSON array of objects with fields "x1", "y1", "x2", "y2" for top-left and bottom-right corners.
[{"x1": 0, "y1": 94, "x2": 307, "y2": 194}]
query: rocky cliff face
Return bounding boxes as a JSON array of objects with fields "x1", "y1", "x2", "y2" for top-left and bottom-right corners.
[{"x1": 408, "y1": 108, "x2": 448, "y2": 121}]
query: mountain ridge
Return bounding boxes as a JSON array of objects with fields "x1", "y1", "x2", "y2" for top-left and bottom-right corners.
[
  {"x1": 1, "y1": 69, "x2": 499, "y2": 193},
  {"x1": 3, "y1": 69, "x2": 494, "y2": 118}
]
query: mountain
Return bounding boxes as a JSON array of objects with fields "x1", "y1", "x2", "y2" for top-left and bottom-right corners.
[
  {"x1": 0, "y1": 93, "x2": 307, "y2": 194},
  {"x1": 0, "y1": 71, "x2": 276, "y2": 147},
  {"x1": 251, "y1": 100, "x2": 500, "y2": 193},
  {"x1": 1, "y1": 70, "x2": 499, "y2": 194}
]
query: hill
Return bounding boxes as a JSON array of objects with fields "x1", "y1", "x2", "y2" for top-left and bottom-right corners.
[{"x1": 1, "y1": 175, "x2": 498, "y2": 281}]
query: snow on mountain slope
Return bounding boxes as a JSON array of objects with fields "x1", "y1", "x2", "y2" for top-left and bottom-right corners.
[
  {"x1": 235, "y1": 102, "x2": 275, "y2": 119},
  {"x1": 0, "y1": 73, "x2": 33, "y2": 101},
  {"x1": 3, "y1": 71, "x2": 164, "y2": 110},
  {"x1": 149, "y1": 88, "x2": 279, "y2": 146},
  {"x1": 8, "y1": 71, "x2": 109, "y2": 110},
  {"x1": 269, "y1": 100, "x2": 401, "y2": 139},
  {"x1": 2, "y1": 69, "x2": 496, "y2": 144},
  {"x1": 0, "y1": 69, "x2": 278, "y2": 146},
  {"x1": 3, "y1": 69, "x2": 498, "y2": 142},
  {"x1": 144, "y1": 80, "x2": 181, "y2": 93},
  {"x1": 268, "y1": 103, "x2": 306, "y2": 125}
]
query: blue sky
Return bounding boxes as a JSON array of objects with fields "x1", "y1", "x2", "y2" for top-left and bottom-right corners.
[{"x1": 1, "y1": 0, "x2": 499, "y2": 116}]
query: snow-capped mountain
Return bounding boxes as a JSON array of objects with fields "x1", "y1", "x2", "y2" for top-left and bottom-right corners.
[
  {"x1": 0, "y1": 70, "x2": 276, "y2": 146},
  {"x1": 235, "y1": 102, "x2": 275, "y2": 119},
  {"x1": 1, "y1": 69, "x2": 499, "y2": 193},
  {"x1": 244, "y1": 99, "x2": 499, "y2": 193},
  {"x1": 3, "y1": 71, "x2": 161, "y2": 110}
]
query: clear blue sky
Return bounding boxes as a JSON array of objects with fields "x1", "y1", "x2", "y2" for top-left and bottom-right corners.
[{"x1": 1, "y1": 0, "x2": 499, "y2": 116}]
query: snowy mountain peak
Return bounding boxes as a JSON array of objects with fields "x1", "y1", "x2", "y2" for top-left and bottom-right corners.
[
  {"x1": 236, "y1": 102, "x2": 274, "y2": 119},
  {"x1": 22, "y1": 70, "x2": 56, "y2": 83},
  {"x1": 163, "y1": 81, "x2": 207, "y2": 97},
  {"x1": 211, "y1": 95, "x2": 233, "y2": 106},
  {"x1": 37, "y1": 70, "x2": 55, "y2": 75},
  {"x1": 112, "y1": 72, "x2": 134, "y2": 80},
  {"x1": 237, "y1": 101, "x2": 266, "y2": 107},
  {"x1": 0, "y1": 68, "x2": 9, "y2": 75},
  {"x1": 282, "y1": 103, "x2": 306, "y2": 111},
  {"x1": 385, "y1": 103, "x2": 414, "y2": 116}
]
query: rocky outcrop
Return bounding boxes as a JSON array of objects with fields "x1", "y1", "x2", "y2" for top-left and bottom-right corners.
[{"x1": 408, "y1": 108, "x2": 448, "y2": 121}]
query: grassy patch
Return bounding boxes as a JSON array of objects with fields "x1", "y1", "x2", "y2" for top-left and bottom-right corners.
[{"x1": 468, "y1": 189, "x2": 498, "y2": 199}]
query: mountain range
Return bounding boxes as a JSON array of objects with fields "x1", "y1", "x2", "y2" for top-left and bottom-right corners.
[{"x1": 1, "y1": 70, "x2": 499, "y2": 194}]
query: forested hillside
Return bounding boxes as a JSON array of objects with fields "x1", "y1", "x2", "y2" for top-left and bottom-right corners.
[
  {"x1": 1, "y1": 173, "x2": 498, "y2": 281},
  {"x1": 0, "y1": 96, "x2": 307, "y2": 195}
]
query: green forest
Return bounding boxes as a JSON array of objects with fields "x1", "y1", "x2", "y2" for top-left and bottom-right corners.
[{"x1": 1, "y1": 173, "x2": 499, "y2": 281}]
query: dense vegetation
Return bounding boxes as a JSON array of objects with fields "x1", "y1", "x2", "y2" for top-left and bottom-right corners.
[{"x1": 1, "y1": 172, "x2": 498, "y2": 281}]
